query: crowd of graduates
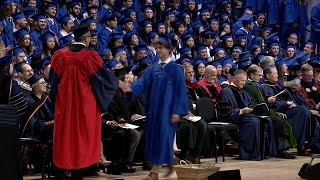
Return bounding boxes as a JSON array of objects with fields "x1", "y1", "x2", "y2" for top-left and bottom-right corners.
[{"x1": 1, "y1": 0, "x2": 320, "y2": 178}]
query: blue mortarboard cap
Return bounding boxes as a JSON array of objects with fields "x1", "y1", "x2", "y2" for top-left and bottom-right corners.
[
  {"x1": 236, "y1": 58, "x2": 251, "y2": 69},
  {"x1": 239, "y1": 15, "x2": 254, "y2": 26},
  {"x1": 296, "y1": 52, "x2": 310, "y2": 64},
  {"x1": 192, "y1": 21, "x2": 203, "y2": 31},
  {"x1": 138, "y1": 19, "x2": 151, "y2": 28},
  {"x1": 21, "y1": 7, "x2": 36, "y2": 17},
  {"x1": 119, "y1": 17, "x2": 133, "y2": 25},
  {"x1": 31, "y1": 13, "x2": 46, "y2": 21},
  {"x1": 266, "y1": 32, "x2": 279, "y2": 42},
  {"x1": 238, "y1": 51, "x2": 251, "y2": 61},
  {"x1": 260, "y1": 24, "x2": 272, "y2": 32},
  {"x1": 210, "y1": 45, "x2": 224, "y2": 57},
  {"x1": 81, "y1": 17, "x2": 95, "y2": 25},
  {"x1": 13, "y1": 27, "x2": 29, "y2": 39},
  {"x1": 59, "y1": 34, "x2": 74, "y2": 46},
  {"x1": 153, "y1": 20, "x2": 165, "y2": 29},
  {"x1": 176, "y1": 54, "x2": 192, "y2": 65},
  {"x1": 220, "y1": 33, "x2": 233, "y2": 42},
  {"x1": 0, "y1": 55, "x2": 12, "y2": 67},
  {"x1": 39, "y1": 30, "x2": 55, "y2": 41},
  {"x1": 133, "y1": 45, "x2": 147, "y2": 52},
  {"x1": 102, "y1": 12, "x2": 113, "y2": 22},
  {"x1": 219, "y1": 20, "x2": 230, "y2": 30},
  {"x1": 112, "y1": 8, "x2": 122, "y2": 19},
  {"x1": 58, "y1": 14, "x2": 72, "y2": 24},
  {"x1": 231, "y1": 44, "x2": 245, "y2": 52},
  {"x1": 268, "y1": 41, "x2": 280, "y2": 47},
  {"x1": 123, "y1": 7, "x2": 135, "y2": 15},
  {"x1": 256, "y1": 10, "x2": 266, "y2": 17},
  {"x1": 111, "y1": 32, "x2": 124, "y2": 39},
  {"x1": 33, "y1": 56, "x2": 51, "y2": 72},
  {"x1": 142, "y1": 5, "x2": 155, "y2": 12},
  {"x1": 309, "y1": 54, "x2": 320, "y2": 66},
  {"x1": 285, "y1": 57, "x2": 299, "y2": 68},
  {"x1": 235, "y1": 31, "x2": 247, "y2": 40},
  {"x1": 90, "y1": 30, "x2": 98, "y2": 36},
  {"x1": 98, "y1": 48, "x2": 111, "y2": 56},
  {"x1": 252, "y1": 36, "x2": 263, "y2": 45},
  {"x1": 181, "y1": 32, "x2": 193, "y2": 42},
  {"x1": 105, "y1": 59, "x2": 120, "y2": 69},
  {"x1": 170, "y1": 20, "x2": 182, "y2": 30},
  {"x1": 12, "y1": 12, "x2": 26, "y2": 22},
  {"x1": 138, "y1": 56, "x2": 152, "y2": 66},
  {"x1": 111, "y1": 46, "x2": 125, "y2": 55},
  {"x1": 67, "y1": 1, "x2": 80, "y2": 9},
  {"x1": 251, "y1": 53, "x2": 264, "y2": 64},
  {"x1": 158, "y1": 34, "x2": 172, "y2": 48},
  {"x1": 44, "y1": 1, "x2": 57, "y2": 8},
  {"x1": 199, "y1": 8, "x2": 210, "y2": 14},
  {"x1": 242, "y1": 6, "x2": 253, "y2": 13},
  {"x1": 27, "y1": 74, "x2": 42, "y2": 86},
  {"x1": 12, "y1": 47, "x2": 25, "y2": 56},
  {"x1": 179, "y1": 46, "x2": 191, "y2": 55},
  {"x1": 123, "y1": 30, "x2": 136, "y2": 44},
  {"x1": 1, "y1": 0, "x2": 15, "y2": 5},
  {"x1": 202, "y1": 1, "x2": 215, "y2": 10},
  {"x1": 209, "y1": 60, "x2": 222, "y2": 67},
  {"x1": 220, "y1": 57, "x2": 233, "y2": 67},
  {"x1": 200, "y1": 28, "x2": 214, "y2": 38},
  {"x1": 284, "y1": 43, "x2": 295, "y2": 50},
  {"x1": 305, "y1": 39, "x2": 316, "y2": 49},
  {"x1": 218, "y1": 0, "x2": 231, "y2": 6},
  {"x1": 250, "y1": 43, "x2": 261, "y2": 52},
  {"x1": 219, "y1": 11, "x2": 229, "y2": 20},
  {"x1": 193, "y1": 58, "x2": 207, "y2": 67},
  {"x1": 163, "y1": 9, "x2": 174, "y2": 18},
  {"x1": 275, "y1": 57, "x2": 287, "y2": 68},
  {"x1": 196, "y1": 44, "x2": 207, "y2": 52},
  {"x1": 146, "y1": 31, "x2": 157, "y2": 42}
]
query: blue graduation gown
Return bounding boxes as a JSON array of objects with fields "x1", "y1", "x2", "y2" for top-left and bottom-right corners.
[
  {"x1": 281, "y1": 0, "x2": 298, "y2": 45},
  {"x1": 46, "y1": 18, "x2": 60, "y2": 35},
  {"x1": 219, "y1": 86, "x2": 274, "y2": 160},
  {"x1": 129, "y1": 61, "x2": 189, "y2": 164},
  {"x1": 310, "y1": 3, "x2": 320, "y2": 49},
  {"x1": 267, "y1": 0, "x2": 282, "y2": 25},
  {"x1": 217, "y1": 74, "x2": 228, "y2": 85},
  {"x1": 260, "y1": 81, "x2": 310, "y2": 148},
  {"x1": 98, "y1": 28, "x2": 113, "y2": 52},
  {"x1": 235, "y1": 28, "x2": 253, "y2": 49},
  {"x1": 243, "y1": 0, "x2": 268, "y2": 12},
  {"x1": 30, "y1": 29, "x2": 43, "y2": 50},
  {"x1": 297, "y1": 3, "x2": 309, "y2": 44}
]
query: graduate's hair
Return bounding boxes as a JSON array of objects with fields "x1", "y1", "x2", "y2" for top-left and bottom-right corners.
[
  {"x1": 247, "y1": 65, "x2": 262, "y2": 78},
  {"x1": 301, "y1": 64, "x2": 313, "y2": 73},
  {"x1": 233, "y1": 69, "x2": 247, "y2": 79},
  {"x1": 0, "y1": 4, "x2": 14, "y2": 17},
  {"x1": 263, "y1": 66, "x2": 277, "y2": 78}
]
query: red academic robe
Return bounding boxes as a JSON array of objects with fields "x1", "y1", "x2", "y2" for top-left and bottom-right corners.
[
  {"x1": 49, "y1": 44, "x2": 118, "y2": 169},
  {"x1": 197, "y1": 79, "x2": 222, "y2": 105}
]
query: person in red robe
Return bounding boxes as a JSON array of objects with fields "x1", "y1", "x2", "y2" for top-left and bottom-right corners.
[
  {"x1": 49, "y1": 23, "x2": 119, "y2": 179},
  {"x1": 197, "y1": 65, "x2": 222, "y2": 105}
]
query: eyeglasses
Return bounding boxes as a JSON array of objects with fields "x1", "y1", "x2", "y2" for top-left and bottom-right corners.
[{"x1": 39, "y1": 81, "x2": 47, "y2": 85}]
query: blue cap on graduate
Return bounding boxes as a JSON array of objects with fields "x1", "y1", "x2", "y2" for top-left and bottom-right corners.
[
  {"x1": 202, "y1": 0, "x2": 215, "y2": 10},
  {"x1": 59, "y1": 34, "x2": 74, "y2": 46},
  {"x1": 231, "y1": 44, "x2": 245, "y2": 52},
  {"x1": 98, "y1": 48, "x2": 111, "y2": 56},
  {"x1": 119, "y1": 17, "x2": 133, "y2": 25},
  {"x1": 105, "y1": 59, "x2": 119, "y2": 69},
  {"x1": 220, "y1": 33, "x2": 233, "y2": 42},
  {"x1": 255, "y1": 10, "x2": 266, "y2": 17},
  {"x1": 179, "y1": 46, "x2": 191, "y2": 55},
  {"x1": 220, "y1": 57, "x2": 234, "y2": 67},
  {"x1": 90, "y1": 30, "x2": 98, "y2": 36},
  {"x1": 111, "y1": 46, "x2": 125, "y2": 56},
  {"x1": 13, "y1": 27, "x2": 29, "y2": 39},
  {"x1": 31, "y1": 13, "x2": 46, "y2": 21},
  {"x1": 236, "y1": 58, "x2": 251, "y2": 70},
  {"x1": 123, "y1": 30, "x2": 136, "y2": 44},
  {"x1": 219, "y1": 20, "x2": 230, "y2": 30},
  {"x1": 133, "y1": 45, "x2": 148, "y2": 53},
  {"x1": 158, "y1": 34, "x2": 172, "y2": 48},
  {"x1": 12, "y1": 12, "x2": 26, "y2": 22},
  {"x1": 210, "y1": 45, "x2": 224, "y2": 57},
  {"x1": 296, "y1": 52, "x2": 310, "y2": 64},
  {"x1": 21, "y1": 7, "x2": 36, "y2": 17},
  {"x1": 153, "y1": 20, "x2": 165, "y2": 30},
  {"x1": 176, "y1": 54, "x2": 192, "y2": 65},
  {"x1": 33, "y1": 56, "x2": 51, "y2": 72},
  {"x1": 162, "y1": 9, "x2": 174, "y2": 19},
  {"x1": 250, "y1": 43, "x2": 261, "y2": 52},
  {"x1": 241, "y1": 6, "x2": 253, "y2": 13},
  {"x1": 0, "y1": 55, "x2": 12, "y2": 68},
  {"x1": 268, "y1": 41, "x2": 280, "y2": 48},
  {"x1": 218, "y1": 0, "x2": 231, "y2": 6},
  {"x1": 39, "y1": 30, "x2": 55, "y2": 41},
  {"x1": 142, "y1": 5, "x2": 155, "y2": 12},
  {"x1": 181, "y1": 31, "x2": 193, "y2": 42},
  {"x1": 260, "y1": 24, "x2": 272, "y2": 31},
  {"x1": 146, "y1": 31, "x2": 158, "y2": 42},
  {"x1": 66, "y1": 1, "x2": 80, "y2": 9},
  {"x1": 27, "y1": 74, "x2": 42, "y2": 86},
  {"x1": 219, "y1": 11, "x2": 229, "y2": 20},
  {"x1": 266, "y1": 32, "x2": 279, "y2": 42},
  {"x1": 284, "y1": 43, "x2": 295, "y2": 50},
  {"x1": 58, "y1": 14, "x2": 72, "y2": 24},
  {"x1": 170, "y1": 20, "x2": 182, "y2": 30},
  {"x1": 251, "y1": 53, "x2": 264, "y2": 64},
  {"x1": 11, "y1": 47, "x2": 25, "y2": 56},
  {"x1": 192, "y1": 21, "x2": 204, "y2": 32},
  {"x1": 207, "y1": 15, "x2": 219, "y2": 23},
  {"x1": 275, "y1": 57, "x2": 287, "y2": 68},
  {"x1": 239, "y1": 51, "x2": 251, "y2": 61},
  {"x1": 123, "y1": 7, "x2": 135, "y2": 16},
  {"x1": 240, "y1": 15, "x2": 254, "y2": 27},
  {"x1": 138, "y1": 19, "x2": 151, "y2": 29},
  {"x1": 209, "y1": 60, "x2": 222, "y2": 67},
  {"x1": 200, "y1": 28, "x2": 214, "y2": 38},
  {"x1": 308, "y1": 55, "x2": 320, "y2": 67},
  {"x1": 199, "y1": 7, "x2": 210, "y2": 14},
  {"x1": 235, "y1": 31, "x2": 247, "y2": 40},
  {"x1": 138, "y1": 56, "x2": 152, "y2": 66},
  {"x1": 285, "y1": 57, "x2": 300, "y2": 69},
  {"x1": 44, "y1": 1, "x2": 57, "y2": 8},
  {"x1": 196, "y1": 44, "x2": 207, "y2": 53},
  {"x1": 81, "y1": 17, "x2": 95, "y2": 25},
  {"x1": 1, "y1": 0, "x2": 15, "y2": 5},
  {"x1": 305, "y1": 39, "x2": 316, "y2": 49},
  {"x1": 111, "y1": 32, "x2": 124, "y2": 40}
]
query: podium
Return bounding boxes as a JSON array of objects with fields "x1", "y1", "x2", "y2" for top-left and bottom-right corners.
[{"x1": 0, "y1": 105, "x2": 22, "y2": 180}]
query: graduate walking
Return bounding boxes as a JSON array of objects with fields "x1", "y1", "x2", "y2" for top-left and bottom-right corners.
[
  {"x1": 123, "y1": 35, "x2": 189, "y2": 180},
  {"x1": 49, "y1": 23, "x2": 119, "y2": 179}
]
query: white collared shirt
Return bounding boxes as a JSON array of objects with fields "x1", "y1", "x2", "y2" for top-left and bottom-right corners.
[
  {"x1": 72, "y1": 42, "x2": 86, "y2": 47},
  {"x1": 159, "y1": 57, "x2": 172, "y2": 65}
]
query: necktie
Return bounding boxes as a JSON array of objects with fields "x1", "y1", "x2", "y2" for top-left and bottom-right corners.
[{"x1": 160, "y1": 63, "x2": 166, "y2": 69}]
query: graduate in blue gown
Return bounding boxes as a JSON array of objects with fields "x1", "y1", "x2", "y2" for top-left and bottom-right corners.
[
  {"x1": 124, "y1": 36, "x2": 188, "y2": 179},
  {"x1": 260, "y1": 66, "x2": 311, "y2": 155},
  {"x1": 219, "y1": 69, "x2": 276, "y2": 160},
  {"x1": 310, "y1": 3, "x2": 320, "y2": 52}
]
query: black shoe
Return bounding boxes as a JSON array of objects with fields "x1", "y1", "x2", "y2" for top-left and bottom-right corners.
[
  {"x1": 106, "y1": 168, "x2": 123, "y2": 175},
  {"x1": 276, "y1": 151, "x2": 296, "y2": 159},
  {"x1": 143, "y1": 161, "x2": 153, "y2": 171},
  {"x1": 122, "y1": 165, "x2": 136, "y2": 173}
]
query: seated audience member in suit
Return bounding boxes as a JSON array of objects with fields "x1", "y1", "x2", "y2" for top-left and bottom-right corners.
[
  {"x1": 219, "y1": 69, "x2": 277, "y2": 160},
  {"x1": 197, "y1": 65, "x2": 222, "y2": 105},
  {"x1": 176, "y1": 64, "x2": 208, "y2": 164},
  {"x1": 102, "y1": 67, "x2": 141, "y2": 175},
  {"x1": 244, "y1": 65, "x2": 296, "y2": 159},
  {"x1": 260, "y1": 66, "x2": 312, "y2": 156}
]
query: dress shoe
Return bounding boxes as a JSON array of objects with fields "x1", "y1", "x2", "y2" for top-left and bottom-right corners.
[
  {"x1": 143, "y1": 161, "x2": 153, "y2": 170},
  {"x1": 297, "y1": 149, "x2": 311, "y2": 156},
  {"x1": 276, "y1": 151, "x2": 296, "y2": 159},
  {"x1": 106, "y1": 168, "x2": 122, "y2": 175},
  {"x1": 122, "y1": 165, "x2": 136, "y2": 173},
  {"x1": 143, "y1": 171, "x2": 158, "y2": 180}
]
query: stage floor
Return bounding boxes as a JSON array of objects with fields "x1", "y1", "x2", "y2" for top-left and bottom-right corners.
[{"x1": 24, "y1": 154, "x2": 315, "y2": 180}]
